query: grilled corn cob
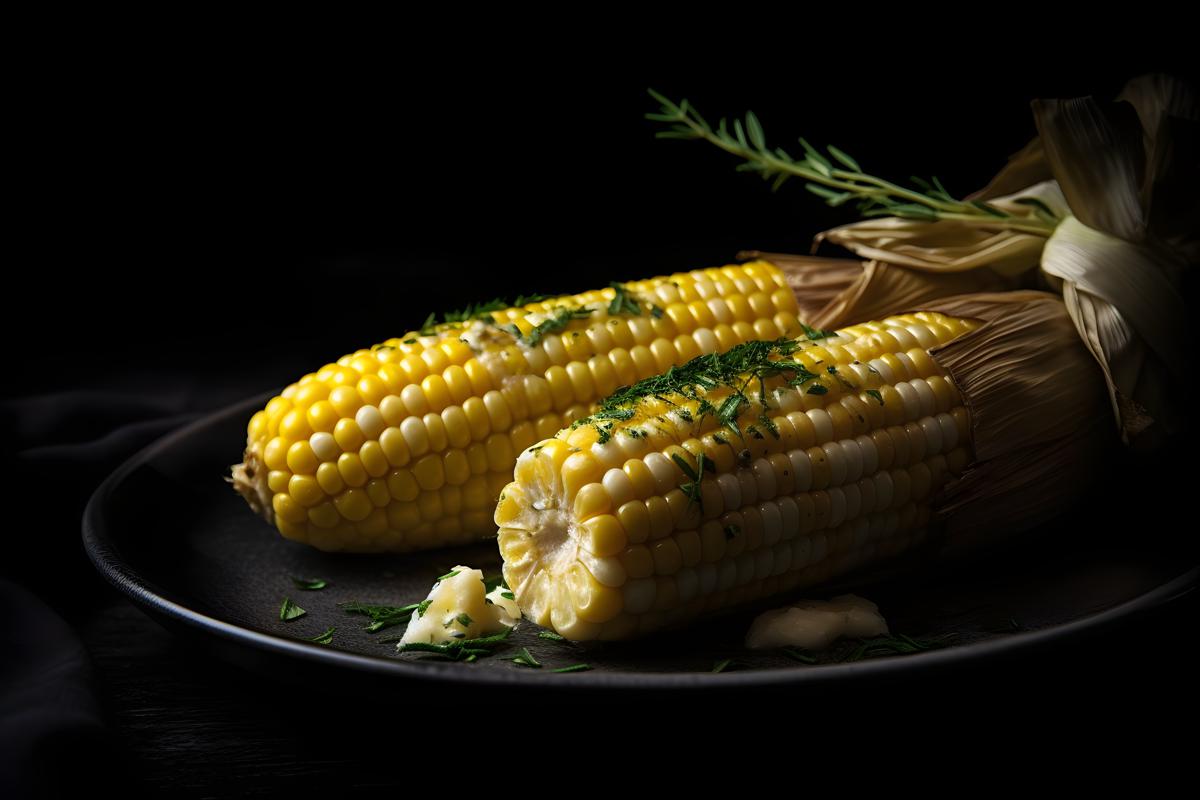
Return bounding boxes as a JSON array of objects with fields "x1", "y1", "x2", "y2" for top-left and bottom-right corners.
[
  {"x1": 231, "y1": 261, "x2": 803, "y2": 552},
  {"x1": 495, "y1": 311, "x2": 982, "y2": 640}
]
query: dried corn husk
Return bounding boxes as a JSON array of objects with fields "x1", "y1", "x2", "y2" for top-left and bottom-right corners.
[{"x1": 793, "y1": 74, "x2": 1197, "y2": 442}]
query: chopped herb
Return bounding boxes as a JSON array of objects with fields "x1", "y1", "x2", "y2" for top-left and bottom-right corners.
[
  {"x1": 712, "y1": 434, "x2": 727, "y2": 445},
  {"x1": 501, "y1": 591, "x2": 515, "y2": 601},
  {"x1": 551, "y1": 663, "x2": 592, "y2": 673},
  {"x1": 537, "y1": 630, "x2": 566, "y2": 641},
  {"x1": 801, "y1": 322, "x2": 836, "y2": 340},
  {"x1": 436, "y1": 570, "x2": 461, "y2": 582},
  {"x1": 403, "y1": 338, "x2": 417, "y2": 344},
  {"x1": 396, "y1": 627, "x2": 515, "y2": 660},
  {"x1": 866, "y1": 389, "x2": 884, "y2": 405},
  {"x1": 279, "y1": 597, "x2": 306, "y2": 622},
  {"x1": 418, "y1": 312, "x2": 438, "y2": 336},
  {"x1": 623, "y1": 428, "x2": 644, "y2": 438},
  {"x1": 455, "y1": 613, "x2": 474, "y2": 628},
  {"x1": 291, "y1": 576, "x2": 327, "y2": 591},
  {"x1": 510, "y1": 647, "x2": 542, "y2": 668},
  {"x1": 595, "y1": 407, "x2": 635, "y2": 421},
  {"x1": 340, "y1": 600, "x2": 423, "y2": 632},
  {"x1": 607, "y1": 282, "x2": 642, "y2": 316},
  {"x1": 724, "y1": 524, "x2": 741, "y2": 540},
  {"x1": 671, "y1": 453, "x2": 699, "y2": 480},
  {"x1": 806, "y1": 384, "x2": 829, "y2": 395},
  {"x1": 597, "y1": 422, "x2": 614, "y2": 444},
  {"x1": 308, "y1": 627, "x2": 335, "y2": 645},
  {"x1": 650, "y1": 304, "x2": 665, "y2": 319},
  {"x1": 416, "y1": 599, "x2": 433, "y2": 618},
  {"x1": 712, "y1": 658, "x2": 739, "y2": 673},
  {"x1": 509, "y1": 306, "x2": 594, "y2": 347},
  {"x1": 677, "y1": 408, "x2": 693, "y2": 423}
]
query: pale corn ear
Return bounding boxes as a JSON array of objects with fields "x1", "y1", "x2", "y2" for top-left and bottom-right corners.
[
  {"x1": 231, "y1": 261, "x2": 803, "y2": 553},
  {"x1": 497, "y1": 311, "x2": 984, "y2": 641}
]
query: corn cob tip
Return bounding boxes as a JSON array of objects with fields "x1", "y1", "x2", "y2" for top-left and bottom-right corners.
[{"x1": 229, "y1": 445, "x2": 273, "y2": 524}]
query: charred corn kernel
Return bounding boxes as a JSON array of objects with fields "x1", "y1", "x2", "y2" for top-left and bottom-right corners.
[
  {"x1": 233, "y1": 260, "x2": 811, "y2": 552},
  {"x1": 496, "y1": 310, "x2": 980, "y2": 638}
]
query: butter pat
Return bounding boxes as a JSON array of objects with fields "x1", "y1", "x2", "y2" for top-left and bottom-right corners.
[
  {"x1": 400, "y1": 565, "x2": 520, "y2": 646},
  {"x1": 744, "y1": 594, "x2": 888, "y2": 651}
]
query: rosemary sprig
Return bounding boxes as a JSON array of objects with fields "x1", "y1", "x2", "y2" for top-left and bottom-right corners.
[{"x1": 645, "y1": 88, "x2": 1058, "y2": 236}]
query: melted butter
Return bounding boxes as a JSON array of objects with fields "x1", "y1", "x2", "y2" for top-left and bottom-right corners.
[
  {"x1": 744, "y1": 594, "x2": 888, "y2": 651},
  {"x1": 399, "y1": 565, "x2": 520, "y2": 645}
]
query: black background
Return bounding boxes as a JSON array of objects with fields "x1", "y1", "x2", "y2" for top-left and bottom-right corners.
[{"x1": 4, "y1": 30, "x2": 1198, "y2": 796}]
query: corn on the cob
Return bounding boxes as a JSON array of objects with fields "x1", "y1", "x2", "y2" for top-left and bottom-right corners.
[
  {"x1": 495, "y1": 311, "x2": 983, "y2": 640},
  {"x1": 230, "y1": 261, "x2": 803, "y2": 553}
]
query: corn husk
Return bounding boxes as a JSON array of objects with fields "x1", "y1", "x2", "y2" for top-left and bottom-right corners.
[
  {"x1": 784, "y1": 74, "x2": 1196, "y2": 442},
  {"x1": 741, "y1": 249, "x2": 1012, "y2": 329},
  {"x1": 919, "y1": 291, "x2": 1113, "y2": 555}
]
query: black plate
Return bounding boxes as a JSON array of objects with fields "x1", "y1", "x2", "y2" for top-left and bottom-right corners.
[{"x1": 83, "y1": 392, "x2": 1198, "y2": 692}]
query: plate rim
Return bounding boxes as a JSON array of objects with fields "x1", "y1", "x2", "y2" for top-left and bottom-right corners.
[{"x1": 82, "y1": 392, "x2": 1200, "y2": 690}]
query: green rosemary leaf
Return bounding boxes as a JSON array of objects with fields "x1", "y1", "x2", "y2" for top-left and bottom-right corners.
[
  {"x1": 806, "y1": 384, "x2": 829, "y2": 396},
  {"x1": 418, "y1": 312, "x2": 438, "y2": 336},
  {"x1": 437, "y1": 570, "x2": 461, "y2": 582},
  {"x1": 538, "y1": 630, "x2": 566, "y2": 641},
  {"x1": 969, "y1": 200, "x2": 1008, "y2": 218},
  {"x1": 826, "y1": 144, "x2": 861, "y2": 172},
  {"x1": 866, "y1": 389, "x2": 884, "y2": 405},
  {"x1": 745, "y1": 110, "x2": 766, "y2": 151}
]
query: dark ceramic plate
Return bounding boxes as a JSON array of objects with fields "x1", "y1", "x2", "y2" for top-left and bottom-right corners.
[{"x1": 83, "y1": 392, "x2": 1198, "y2": 693}]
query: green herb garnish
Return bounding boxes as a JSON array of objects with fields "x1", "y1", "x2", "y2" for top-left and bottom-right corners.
[
  {"x1": 395, "y1": 627, "x2": 514, "y2": 660},
  {"x1": 866, "y1": 389, "x2": 884, "y2": 405},
  {"x1": 291, "y1": 577, "x2": 327, "y2": 591},
  {"x1": 645, "y1": 88, "x2": 1058, "y2": 235},
  {"x1": 537, "y1": 630, "x2": 566, "y2": 641},
  {"x1": 308, "y1": 627, "x2": 335, "y2": 645},
  {"x1": 550, "y1": 663, "x2": 591, "y2": 673},
  {"x1": 418, "y1": 312, "x2": 438, "y2": 336},
  {"x1": 510, "y1": 647, "x2": 542, "y2": 668},
  {"x1": 801, "y1": 322, "x2": 837, "y2": 341},
  {"x1": 279, "y1": 597, "x2": 306, "y2": 622},
  {"x1": 607, "y1": 282, "x2": 642, "y2": 316},
  {"x1": 340, "y1": 600, "x2": 423, "y2": 632},
  {"x1": 436, "y1": 570, "x2": 461, "y2": 582}
]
